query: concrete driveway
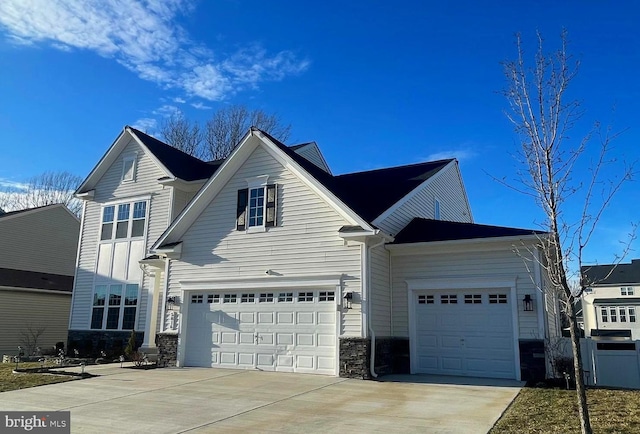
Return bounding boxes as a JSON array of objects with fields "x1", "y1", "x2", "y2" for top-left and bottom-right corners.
[{"x1": 0, "y1": 364, "x2": 522, "y2": 433}]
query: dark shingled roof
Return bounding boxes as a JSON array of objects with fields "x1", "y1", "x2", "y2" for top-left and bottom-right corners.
[
  {"x1": 129, "y1": 127, "x2": 221, "y2": 181},
  {"x1": 0, "y1": 268, "x2": 74, "y2": 292},
  {"x1": 258, "y1": 129, "x2": 451, "y2": 223},
  {"x1": 0, "y1": 205, "x2": 60, "y2": 220},
  {"x1": 582, "y1": 260, "x2": 640, "y2": 286},
  {"x1": 393, "y1": 218, "x2": 544, "y2": 244}
]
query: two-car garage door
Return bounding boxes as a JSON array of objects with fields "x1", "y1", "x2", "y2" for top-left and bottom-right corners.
[
  {"x1": 413, "y1": 289, "x2": 517, "y2": 379},
  {"x1": 184, "y1": 289, "x2": 337, "y2": 375}
]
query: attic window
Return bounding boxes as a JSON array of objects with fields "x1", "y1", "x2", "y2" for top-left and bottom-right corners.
[
  {"x1": 237, "y1": 176, "x2": 277, "y2": 231},
  {"x1": 434, "y1": 198, "x2": 441, "y2": 220},
  {"x1": 122, "y1": 155, "x2": 137, "y2": 182}
]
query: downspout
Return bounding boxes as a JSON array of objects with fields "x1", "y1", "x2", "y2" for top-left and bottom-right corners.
[{"x1": 367, "y1": 238, "x2": 387, "y2": 379}]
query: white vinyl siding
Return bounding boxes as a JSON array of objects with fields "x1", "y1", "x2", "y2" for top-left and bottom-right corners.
[
  {"x1": 168, "y1": 146, "x2": 362, "y2": 336},
  {"x1": 171, "y1": 188, "x2": 199, "y2": 223},
  {"x1": 370, "y1": 244, "x2": 391, "y2": 336},
  {"x1": 391, "y1": 246, "x2": 539, "y2": 339},
  {"x1": 70, "y1": 137, "x2": 171, "y2": 331},
  {"x1": 292, "y1": 143, "x2": 331, "y2": 173},
  {"x1": 0, "y1": 206, "x2": 79, "y2": 276},
  {"x1": 0, "y1": 290, "x2": 71, "y2": 357},
  {"x1": 376, "y1": 163, "x2": 472, "y2": 236}
]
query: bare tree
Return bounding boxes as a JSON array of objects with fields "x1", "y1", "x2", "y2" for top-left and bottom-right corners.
[
  {"x1": 204, "y1": 105, "x2": 291, "y2": 160},
  {"x1": 160, "y1": 111, "x2": 204, "y2": 159},
  {"x1": 0, "y1": 171, "x2": 82, "y2": 216},
  {"x1": 503, "y1": 30, "x2": 634, "y2": 434}
]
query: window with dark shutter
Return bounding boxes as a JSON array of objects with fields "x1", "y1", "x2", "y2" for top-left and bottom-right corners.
[
  {"x1": 265, "y1": 184, "x2": 276, "y2": 227},
  {"x1": 236, "y1": 188, "x2": 248, "y2": 230}
]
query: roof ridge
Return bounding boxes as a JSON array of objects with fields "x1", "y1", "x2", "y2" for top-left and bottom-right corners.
[
  {"x1": 127, "y1": 126, "x2": 209, "y2": 163},
  {"x1": 334, "y1": 159, "x2": 454, "y2": 178},
  {"x1": 0, "y1": 203, "x2": 63, "y2": 219}
]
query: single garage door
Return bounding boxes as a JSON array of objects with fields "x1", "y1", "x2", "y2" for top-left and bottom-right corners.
[
  {"x1": 185, "y1": 289, "x2": 337, "y2": 375},
  {"x1": 413, "y1": 290, "x2": 516, "y2": 379}
]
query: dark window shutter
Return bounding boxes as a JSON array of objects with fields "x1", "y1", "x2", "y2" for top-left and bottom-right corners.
[
  {"x1": 236, "y1": 189, "x2": 248, "y2": 230},
  {"x1": 265, "y1": 184, "x2": 277, "y2": 227}
]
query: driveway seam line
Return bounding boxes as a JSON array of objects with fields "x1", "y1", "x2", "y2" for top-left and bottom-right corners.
[
  {"x1": 176, "y1": 377, "x2": 350, "y2": 433},
  {"x1": 57, "y1": 370, "x2": 248, "y2": 411}
]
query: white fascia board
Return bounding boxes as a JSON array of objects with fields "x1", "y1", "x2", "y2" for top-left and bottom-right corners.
[
  {"x1": 75, "y1": 190, "x2": 95, "y2": 200},
  {"x1": 151, "y1": 130, "x2": 256, "y2": 250},
  {"x1": 180, "y1": 275, "x2": 343, "y2": 291},
  {"x1": 388, "y1": 234, "x2": 544, "y2": 256},
  {"x1": 157, "y1": 177, "x2": 206, "y2": 192},
  {"x1": 372, "y1": 159, "x2": 457, "y2": 227},
  {"x1": 256, "y1": 131, "x2": 374, "y2": 230}
]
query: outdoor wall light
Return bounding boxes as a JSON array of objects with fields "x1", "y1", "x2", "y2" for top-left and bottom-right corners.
[
  {"x1": 167, "y1": 296, "x2": 177, "y2": 309},
  {"x1": 343, "y1": 292, "x2": 353, "y2": 309},
  {"x1": 523, "y1": 294, "x2": 534, "y2": 312}
]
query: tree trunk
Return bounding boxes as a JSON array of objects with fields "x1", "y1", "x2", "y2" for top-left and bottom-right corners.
[{"x1": 567, "y1": 308, "x2": 592, "y2": 434}]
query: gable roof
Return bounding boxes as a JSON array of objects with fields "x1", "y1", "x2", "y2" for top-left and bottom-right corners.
[
  {"x1": 0, "y1": 204, "x2": 79, "y2": 223},
  {"x1": 582, "y1": 259, "x2": 640, "y2": 286},
  {"x1": 0, "y1": 268, "x2": 74, "y2": 292},
  {"x1": 392, "y1": 218, "x2": 544, "y2": 244},
  {"x1": 128, "y1": 127, "x2": 220, "y2": 181},
  {"x1": 260, "y1": 130, "x2": 452, "y2": 223}
]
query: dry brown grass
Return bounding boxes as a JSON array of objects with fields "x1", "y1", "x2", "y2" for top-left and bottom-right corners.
[
  {"x1": 491, "y1": 387, "x2": 640, "y2": 433},
  {"x1": 0, "y1": 362, "x2": 74, "y2": 392}
]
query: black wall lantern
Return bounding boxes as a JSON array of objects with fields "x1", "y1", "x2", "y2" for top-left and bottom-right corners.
[
  {"x1": 167, "y1": 296, "x2": 177, "y2": 309},
  {"x1": 523, "y1": 294, "x2": 534, "y2": 312},
  {"x1": 343, "y1": 292, "x2": 353, "y2": 309}
]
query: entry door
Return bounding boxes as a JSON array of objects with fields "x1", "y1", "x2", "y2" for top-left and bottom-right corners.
[{"x1": 413, "y1": 290, "x2": 516, "y2": 379}]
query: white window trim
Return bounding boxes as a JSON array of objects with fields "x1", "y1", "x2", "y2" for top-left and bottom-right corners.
[
  {"x1": 121, "y1": 153, "x2": 138, "y2": 183},
  {"x1": 245, "y1": 175, "x2": 269, "y2": 233},
  {"x1": 98, "y1": 199, "x2": 149, "y2": 243}
]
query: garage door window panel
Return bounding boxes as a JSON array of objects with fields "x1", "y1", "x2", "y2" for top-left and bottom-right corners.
[
  {"x1": 298, "y1": 292, "x2": 313, "y2": 302},
  {"x1": 259, "y1": 293, "x2": 274, "y2": 302},
  {"x1": 441, "y1": 294, "x2": 457, "y2": 304}
]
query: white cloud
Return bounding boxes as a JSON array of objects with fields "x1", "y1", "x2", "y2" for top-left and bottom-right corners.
[
  {"x1": 0, "y1": 0, "x2": 309, "y2": 101},
  {"x1": 152, "y1": 105, "x2": 180, "y2": 117},
  {"x1": 0, "y1": 178, "x2": 28, "y2": 191},
  {"x1": 191, "y1": 102, "x2": 211, "y2": 110},
  {"x1": 132, "y1": 118, "x2": 158, "y2": 133},
  {"x1": 425, "y1": 149, "x2": 476, "y2": 162},
  {"x1": 173, "y1": 97, "x2": 186, "y2": 104}
]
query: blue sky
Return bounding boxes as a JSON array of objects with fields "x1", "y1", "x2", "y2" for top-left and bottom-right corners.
[{"x1": 0, "y1": 0, "x2": 637, "y2": 265}]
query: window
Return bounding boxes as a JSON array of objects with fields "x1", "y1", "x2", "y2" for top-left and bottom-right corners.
[
  {"x1": 224, "y1": 294, "x2": 237, "y2": 303},
  {"x1": 278, "y1": 292, "x2": 293, "y2": 303},
  {"x1": 610, "y1": 307, "x2": 617, "y2": 322},
  {"x1": 600, "y1": 306, "x2": 638, "y2": 323},
  {"x1": 259, "y1": 293, "x2": 274, "y2": 303},
  {"x1": 298, "y1": 292, "x2": 313, "y2": 302},
  {"x1": 122, "y1": 155, "x2": 136, "y2": 182},
  {"x1": 319, "y1": 291, "x2": 335, "y2": 302},
  {"x1": 418, "y1": 295, "x2": 434, "y2": 304},
  {"x1": 630, "y1": 308, "x2": 637, "y2": 323},
  {"x1": 191, "y1": 294, "x2": 203, "y2": 304},
  {"x1": 101, "y1": 200, "x2": 147, "y2": 241},
  {"x1": 91, "y1": 284, "x2": 138, "y2": 330},
  {"x1": 601, "y1": 307, "x2": 608, "y2": 323},
  {"x1": 489, "y1": 294, "x2": 508, "y2": 304},
  {"x1": 241, "y1": 293, "x2": 255, "y2": 303},
  {"x1": 207, "y1": 294, "x2": 220, "y2": 304},
  {"x1": 465, "y1": 294, "x2": 482, "y2": 304},
  {"x1": 236, "y1": 183, "x2": 277, "y2": 230},
  {"x1": 434, "y1": 199, "x2": 441, "y2": 220},
  {"x1": 441, "y1": 294, "x2": 457, "y2": 304},
  {"x1": 622, "y1": 287, "x2": 635, "y2": 296},
  {"x1": 620, "y1": 307, "x2": 627, "y2": 323}
]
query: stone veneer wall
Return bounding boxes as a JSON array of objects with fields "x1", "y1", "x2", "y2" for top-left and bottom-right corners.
[
  {"x1": 67, "y1": 330, "x2": 143, "y2": 358},
  {"x1": 156, "y1": 333, "x2": 178, "y2": 367},
  {"x1": 339, "y1": 337, "x2": 371, "y2": 379}
]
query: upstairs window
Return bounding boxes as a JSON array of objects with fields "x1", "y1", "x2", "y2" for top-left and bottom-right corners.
[
  {"x1": 101, "y1": 200, "x2": 147, "y2": 241},
  {"x1": 237, "y1": 178, "x2": 277, "y2": 231},
  {"x1": 122, "y1": 155, "x2": 137, "y2": 182},
  {"x1": 622, "y1": 287, "x2": 634, "y2": 296}
]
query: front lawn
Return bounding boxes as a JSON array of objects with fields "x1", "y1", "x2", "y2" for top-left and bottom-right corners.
[
  {"x1": 0, "y1": 362, "x2": 74, "y2": 392},
  {"x1": 491, "y1": 387, "x2": 640, "y2": 433}
]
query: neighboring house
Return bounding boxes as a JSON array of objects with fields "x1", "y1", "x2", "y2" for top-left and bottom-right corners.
[
  {"x1": 69, "y1": 126, "x2": 558, "y2": 381},
  {"x1": 581, "y1": 259, "x2": 640, "y2": 339},
  {"x1": 0, "y1": 204, "x2": 80, "y2": 357}
]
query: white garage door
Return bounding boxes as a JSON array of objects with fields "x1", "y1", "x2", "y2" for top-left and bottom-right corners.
[
  {"x1": 184, "y1": 289, "x2": 337, "y2": 375},
  {"x1": 413, "y1": 290, "x2": 516, "y2": 379}
]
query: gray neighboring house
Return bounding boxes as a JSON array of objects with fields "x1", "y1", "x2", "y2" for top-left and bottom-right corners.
[{"x1": 0, "y1": 204, "x2": 80, "y2": 358}]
